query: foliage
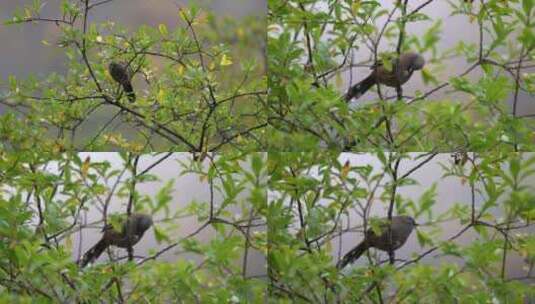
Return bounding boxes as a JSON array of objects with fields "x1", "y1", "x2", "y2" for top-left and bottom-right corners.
[
  {"x1": 1, "y1": 1, "x2": 267, "y2": 152},
  {"x1": 267, "y1": 152, "x2": 535, "y2": 303},
  {"x1": 267, "y1": 0, "x2": 535, "y2": 151},
  {"x1": 0, "y1": 152, "x2": 267, "y2": 302}
]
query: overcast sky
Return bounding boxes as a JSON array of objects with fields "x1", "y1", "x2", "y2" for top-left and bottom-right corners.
[
  {"x1": 0, "y1": 0, "x2": 266, "y2": 79},
  {"x1": 51, "y1": 152, "x2": 266, "y2": 277},
  {"x1": 268, "y1": 152, "x2": 535, "y2": 279}
]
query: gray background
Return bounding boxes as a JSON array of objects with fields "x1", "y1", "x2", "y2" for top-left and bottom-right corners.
[
  {"x1": 0, "y1": 0, "x2": 266, "y2": 79},
  {"x1": 268, "y1": 153, "x2": 534, "y2": 281},
  {"x1": 315, "y1": 0, "x2": 535, "y2": 116},
  {"x1": 0, "y1": 0, "x2": 267, "y2": 146},
  {"x1": 48, "y1": 153, "x2": 266, "y2": 277}
]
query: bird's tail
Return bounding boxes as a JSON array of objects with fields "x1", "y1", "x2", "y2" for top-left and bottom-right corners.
[
  {"x1": 336, "y1": 241, "x2": 368, "y2": 269},
  {"x1": 344, "y1": 74, "x2": 375, "y2": 102},
  {"x1": 122, "y1": 82, "x2": 136, "y2": 103},
  {"x1": 79, "y1": 239, "x2": 107, "y2": 268}
]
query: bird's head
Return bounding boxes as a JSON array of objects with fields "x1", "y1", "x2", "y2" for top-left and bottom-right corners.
[
  {"x1": 108, "y1": 61, "x2": 124, "y2": 73},
  {"x1": 405, "y1": 52, "x2": 425, "y2": 73},
  {"x1": 133, "y1": 213, "x2": 153, "y2": 234},
  {"x1": 398, "y1": 215, "x2": 418, "y2": 228}
]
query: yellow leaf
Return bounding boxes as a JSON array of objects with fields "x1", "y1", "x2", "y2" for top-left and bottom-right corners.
[
  {"x1": 341, "y1": 160, "x2": 350, "y2": 180},
  {"x1": 104, "y1": 69, "x2": 112, "y2": 80},
  {"x1": 220, "y1": 54, "x2": 233, "y2": 66},
  {"x1": 352, "y1": 1, "x2": 361, "y2": 14},
  {"x1": 382, "y1": 57, "x2": 393, "y2": 72},
  {"x1": 129, "y1": 142, "x2": 144, "y2": 153},
  {"x1": 178, "y1": 9, "x2": 189, "y2": 22},
  {"x1": 157, "y1": 89, "x2": 165, "y2": 101},
  {"x1": 158, "y1": 24, "x2": 168, "y2": 36},
  {"x1": 177, "y1": 65, "x2": 185, "y2": 76},
  {"x1": 81, "y1": 156, "x2": 91, "y2": 178},
  {"x1": 53, "y1": 141, "x2": 64, "y2": 153},
  {"x1": 41, "y1": 40, "x2": 50, "y2": 46}
]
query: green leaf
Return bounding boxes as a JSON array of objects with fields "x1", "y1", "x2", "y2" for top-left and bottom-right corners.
[
  {"x1": 416, "y1": 229, "x2": 433, "y2": 247},
  {"x1": 153, "y1": 225, "x2": 171, "y2": 243},
  {"x1": 523, "y1": 0, "x2": 534, "y2": 16}
]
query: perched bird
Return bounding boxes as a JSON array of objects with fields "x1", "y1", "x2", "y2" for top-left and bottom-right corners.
[
  {"x1": 108, "y1": 61, "x2": 136, "y2": 102},
  {"x1": 336, "y1": 215, "x2": 417, "y2": 269},
  {"x1": 345, "y1": 52, "x2": 425, "y2": 101},
  {"x1": 79, "y1": 213, "x2": 153, "y2": 267}
]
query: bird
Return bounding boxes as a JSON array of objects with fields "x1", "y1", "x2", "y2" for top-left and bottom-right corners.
[
  {"x1": 344, "y1": 52, "x2": 425, "y2": 101},
  {"x1": 336, "y1": 215, "x2": 417, "y2": 269},
  {"x1": 79, "y1": 213, "x2": 153, "y2": 268},
  {"x1": 108, "y1": 61, "x2": 136, "y2": 102}
]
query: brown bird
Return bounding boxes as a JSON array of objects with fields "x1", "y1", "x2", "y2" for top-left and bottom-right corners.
[
  {"x1": 345, "y1": 52, "x2": 425, "y2": 101},
  {"x1": 108, "y1": 61, "x2": 136, "y2": 102},
  {"x1": 79, "y1": 213, "x2": 153, "y2": 267},
  {"x1": 336, "y1": 215, "x2": 417, "y2": 269}
]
